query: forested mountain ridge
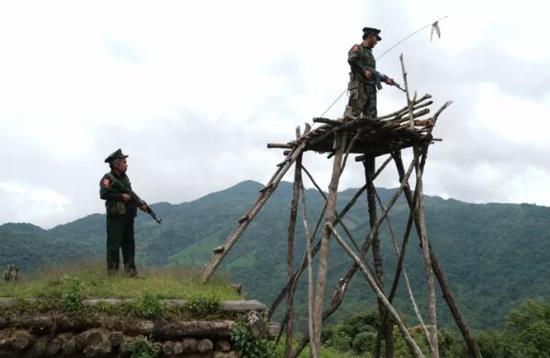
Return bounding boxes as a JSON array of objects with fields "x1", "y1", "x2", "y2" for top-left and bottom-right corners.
[{"x1": 1, "y1": 180, "x2": 549, "y2": 330}]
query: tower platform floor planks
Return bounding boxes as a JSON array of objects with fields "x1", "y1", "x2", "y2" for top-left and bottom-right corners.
[{"x1": 268, "y1": 93, "x2": 437, "y2": 159}]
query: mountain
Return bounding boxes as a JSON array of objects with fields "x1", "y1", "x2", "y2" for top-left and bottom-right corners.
[{"x1": 1, "y1": 180, "x2": 549, "y2": 331}]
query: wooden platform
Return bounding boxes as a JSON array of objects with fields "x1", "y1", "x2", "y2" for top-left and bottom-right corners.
[{"x1": 268, "y1": 94, "x2": 444, "y2": 158}]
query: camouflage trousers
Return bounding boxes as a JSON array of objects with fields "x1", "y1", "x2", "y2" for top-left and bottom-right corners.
[
  {"x1": 106, "y1": 214, "x2": 136, "y2": 274},
  {"x1": 345, "y1": 81, "x2": 377, "y2": 120}
]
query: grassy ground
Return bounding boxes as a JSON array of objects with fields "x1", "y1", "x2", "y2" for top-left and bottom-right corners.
[
  {"x1": 1, "y1": 262, "x2": 366, "y2": 355},
  {"x1": 0, "y1": 261, "x2": 240, "y2": 301},
  {"x1": 300, "y1": 347, "x2": 362, "y2": 357}
]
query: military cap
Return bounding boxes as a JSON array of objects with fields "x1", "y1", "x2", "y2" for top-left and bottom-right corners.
[
  {"x1": 104, "y1": 149, "x2": 129, "y2": 163},
  {"x1": 363, "y1": 27, "x2": 382, "y2": 40}
]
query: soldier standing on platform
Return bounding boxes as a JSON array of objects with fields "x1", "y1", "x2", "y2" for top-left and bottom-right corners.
[
  {"x1": 345, "y1": 27, "x2": 396, "y2": 120},
  {"x1": 99, "y1": 149, "x2": 148, "y2": 277}
]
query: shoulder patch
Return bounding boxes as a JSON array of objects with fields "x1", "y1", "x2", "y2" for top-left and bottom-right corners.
[
  {"x1": 101, "y1": 178, "x2": 111, "y2": 188},
  {"x1": 350, "y1": 44, "x2": 360, "y2": 52}
]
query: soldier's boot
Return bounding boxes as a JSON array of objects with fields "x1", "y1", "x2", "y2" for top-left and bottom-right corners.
[
  {"x1": 124, "y1": 264, "x2": 138, "y2": 278},
  {"x1": 107, "y1": 262, "x2": 119, "y2": 276},
  {"x1": 343, "y1": 106, "x2": 360, "y2": 121}
]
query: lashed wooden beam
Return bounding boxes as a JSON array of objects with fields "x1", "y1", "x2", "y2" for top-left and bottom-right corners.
[{"x1": 200, "y1": 143, "x2": 307, "y2": 283}]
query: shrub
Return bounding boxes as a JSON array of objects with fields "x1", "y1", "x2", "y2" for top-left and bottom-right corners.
[
  {"x1": 134, "y1": 292, "x2": 166, "y2": 319},
  {"x1": 128, "y1": 336, "x2": 160, "y2": 358},
  {"x1": 184, "y1": 295, "x2": 220, "y2": 317},
  {"x1": 327, "y1": 325, "x2": 352, "y2": 352},
  {"x1": 352, "y1": 331, "x2": 376, "y2": 354},
  {"x1": 61, "y1": 276, "x2": 83, "y2": 313},
  {"x1": 231, "y1": 322, "x2": 276, "y2": 358}
]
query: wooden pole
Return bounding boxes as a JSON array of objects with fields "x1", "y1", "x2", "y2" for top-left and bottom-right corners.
[
  {"x1": 364, "y1": 156, "x2": 394, "y2": 358},
  {"x1": 399, "y1": 54, "x2": 415, "y2": 128},
  {"x1": 329, "y1": 224, "x2": 425, "y2": 358},
  {"x1": 311, "y1": 131, "x2": 347, "y2": 356},
  {"x1": 200, "y1": 142, "x2": 306, "y2": 282},
  {"x1": 399, "y1": 53, "x2": 438, "y2": 357},
  {"x1": 299, "y1": 179, "x2": 317, "y2": 358},
  {"x1": 373, "y1": 161, "x2": 431, "y2": 352},
  {"x1": 269, "y1": 202, "x2": 326, "y2": 321},
  {"x1": 283, "y1": 127, "x2": 303, "y2": 357},
  {"x1": 412, "y1": 144, "x2": 439, "y2": 358},
  {"x1": 301, "y1": 164, "x2": 362, "y2": 252}
]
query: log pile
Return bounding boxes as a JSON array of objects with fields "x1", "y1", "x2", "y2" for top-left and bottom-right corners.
[
  {"x1": 0, "y1": 299, "x2": 268, "y2": 357},
  {"x1": 0, "y1": 326, "x2": 237, "y2": 357}
]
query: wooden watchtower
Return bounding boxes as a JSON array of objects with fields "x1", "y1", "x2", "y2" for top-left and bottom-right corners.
[{"x1": 200, "y1": 57, "x2": 482, "y2": 358}]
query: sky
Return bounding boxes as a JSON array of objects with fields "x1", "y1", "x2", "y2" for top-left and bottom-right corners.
[{"x1": 0, "y1": 0, "x2": 548, "y2": 229}]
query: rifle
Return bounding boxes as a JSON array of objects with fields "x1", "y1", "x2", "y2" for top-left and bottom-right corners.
[
  {"x1": 372, "y1": 70, "x2": 406, "y2": 93},
  {"x1": 109, "y1": 176, "x2": 163, "y2": 224}
]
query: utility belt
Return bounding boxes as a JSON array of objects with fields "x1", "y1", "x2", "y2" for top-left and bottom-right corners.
[
  {"x1": 105, "y1": 201, "x2": 137, "y2": 217},
  {"x1": 348, "y1": 72, "x2": 375, "y2": 89}
]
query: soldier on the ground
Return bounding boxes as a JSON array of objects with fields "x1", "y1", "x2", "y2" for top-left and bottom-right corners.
[
  {"x1": 344, "y1": 27, "x2": 396, "y2": 120},
  {"x1": 99, "y1": 149, "x2": 147, "y2": 277}
]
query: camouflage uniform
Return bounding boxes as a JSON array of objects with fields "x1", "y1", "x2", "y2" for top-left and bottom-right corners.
[
  {"x1": 346, "y1": 44, "x2": 378, "y2": 120},
  {"x1": 99, "y1": 152, "x2": 138, "y2": 275}
]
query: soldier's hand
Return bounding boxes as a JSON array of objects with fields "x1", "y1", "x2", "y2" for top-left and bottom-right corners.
[
  {"x1": 385, "y1": 78, "x2": 395, "y2": 85},
  {"x1": 363, "y1": 70, "x2": 373, "y2": 79},
  {"x1": 121, "y1": 194, "x2": 132, "y2": 203},
  {"x1": 139, "y1": 203, "x2": 148, "y2": 211}
]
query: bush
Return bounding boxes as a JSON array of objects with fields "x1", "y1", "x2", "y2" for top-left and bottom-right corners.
[
  {"x1": 324, "y1": 311, "x2": 379, "y2": 353},
  {"x1": 128, "y1": 336, "x2": 160, "y2": 358},
  {"x1": 327, "y1": 325, "x2": 352, "y2": 352},
  {"x1": 134, "y1": 292, "x2": 166, "y2": 319},
  {"x1": 352, "y1": 331, "x2": 375, "y2": 354},
  {"x1": 473, "y1": 331, "x2": 507, "y2": 358},
  {"x1": 184, "y1": 295, "x2": 220, "y2": 317},
  {"x1": 231, "y1": 322, "x2": 276, "y2": 358},
  {"x1": 504, "y1": 299, "x2": 550, "y2": 357},
  {"x1": 61, "y1": 276, "x2": 83, "y2": 313}
]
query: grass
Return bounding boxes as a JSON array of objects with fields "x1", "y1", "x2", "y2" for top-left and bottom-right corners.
[
  {"x1": 0, "y1": 261, "x2": 242, "y2": 320},
  {"x1": 274, "y1": 342, "x2": 363, "y2": 358},
  {"x1": 316, "y1": 347, "x2": 363, "y2": 358},
  {"x1": 0, "y1": 261, "x2": 240, "y2": 301}
]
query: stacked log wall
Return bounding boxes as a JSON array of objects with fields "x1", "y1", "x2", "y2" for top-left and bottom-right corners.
[{"x1": 0, "y1": 299, "x2": 268, "y2": 357}]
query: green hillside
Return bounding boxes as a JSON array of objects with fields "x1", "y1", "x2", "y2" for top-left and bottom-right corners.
[{"x1": 1, "y1": 180, "x2": 549, "y2": 331}]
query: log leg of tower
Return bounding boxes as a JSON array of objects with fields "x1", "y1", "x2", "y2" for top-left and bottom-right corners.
[
  {"x1": 200, "y1": 144, "x2": 306, "y2": 283},
  {"x1": 311, "y1": 132, "x2": 347, "y2": 357},
  {"x1": 284, "y1": 129, "x2": 303, "y2": 357},
  {"x1": 393, "y1": 150, "x2": 482, "y2": 358},
  {"x1": 412, "y1": 145, "x2": 439, "y2": 358},
  {"x1": 364, "y1": 156, "x2": 394, "y2": 358},
  {"x1": 375, "y1": 159, "x2": 425, "y2": 354}
]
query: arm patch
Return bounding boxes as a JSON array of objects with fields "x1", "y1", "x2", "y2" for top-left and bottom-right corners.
[
  {"x1": 101, "y1": 178, "x2": 111, "y2": 188},
  {"x1": 351, "y1": 44, "x2": 360, "y2": 52}
]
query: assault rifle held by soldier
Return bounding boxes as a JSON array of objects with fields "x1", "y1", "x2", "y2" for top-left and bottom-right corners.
[
  {"x1": 108, "y1": 176, "x2": 163, "y2": 224},
  {"x1": 372, "y1": 70, "x2": 406, "y2": 93}
]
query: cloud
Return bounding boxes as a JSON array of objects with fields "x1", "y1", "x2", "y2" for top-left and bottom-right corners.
[
  {"x1": 103, "y1": 36, "x2": 144, "y2": 64},
  {"x1": 0, "y1": 181, "x2": 71, "y2": 227},
  {"x1": 0, "y1": 0, "x2": 549, "y2": 228}
]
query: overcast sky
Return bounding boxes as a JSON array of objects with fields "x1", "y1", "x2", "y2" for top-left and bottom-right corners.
[{"x1": 0, "y1": 0, "x2": 548, "y2": 229}]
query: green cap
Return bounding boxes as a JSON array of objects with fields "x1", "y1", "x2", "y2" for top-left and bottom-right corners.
[
  {"x1": 104, "y1": 149, "x2": 128, "y2": 163},
  {"x1": 363, "y1": 27, "x2": 382, "y2": 40}
]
